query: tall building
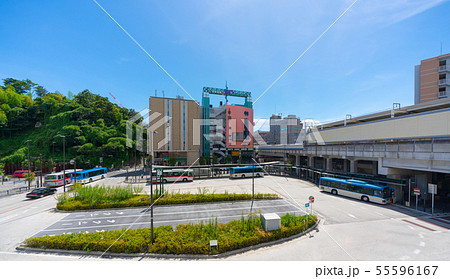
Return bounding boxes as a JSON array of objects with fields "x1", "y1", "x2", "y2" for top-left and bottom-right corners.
[
  {"x1": 149, "y1": 96, "x2": 200, "y2": 165},
  {"x1": 415, "y1": 53, "x2": 450, "y2": 104},
  {"x1": 265, "y1": 114, "x2": 302, "y2": 145}
]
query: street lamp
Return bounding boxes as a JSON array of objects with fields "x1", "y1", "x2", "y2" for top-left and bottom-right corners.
[
  {"x1": 148, "y1": 129, "x2": 158, "y2": 244},
  {"x1": 60, "y1": 135, "x2": 66, "y2": 192},
  {"x1": 26, "y1": 140, "x2": 32, "y2": 190}
]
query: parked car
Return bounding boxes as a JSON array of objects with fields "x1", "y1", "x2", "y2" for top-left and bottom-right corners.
[
  {"x1": 25, "y1": 187, "x2": 55, "y2": 199},
  {"x1": 14, "y1": 170, "x2": 35, "y2": 178}
]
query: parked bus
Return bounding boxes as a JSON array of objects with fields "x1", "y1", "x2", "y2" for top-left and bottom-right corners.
[
  {"x1": 151, "y1": 169, "x2": 194, "y2": 183},
  {"x1": 74, "y1": 167, "x2": 107, "y2": 184},
  {"x1": 319, "y1": 177, "x2": 393, "y2": 204},
  {"x1": 43, "y1": 169, "x2": 82, "y2": 187},
  {"x1": 230, "y1": 166, "x2": 264, "y2": 178}
]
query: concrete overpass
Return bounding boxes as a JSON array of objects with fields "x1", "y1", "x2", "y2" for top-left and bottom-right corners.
[{"x1": 257, "y1": 99, "x2": 450, "y2": 206}]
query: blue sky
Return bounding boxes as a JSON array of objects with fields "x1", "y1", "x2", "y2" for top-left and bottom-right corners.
[{"x1": 1, "y1": 0, "x2": 449, "y2": 130}]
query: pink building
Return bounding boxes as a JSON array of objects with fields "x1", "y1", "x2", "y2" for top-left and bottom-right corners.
[{"x1": 225, "y1": 104, "x2": 253, "y2": 149}]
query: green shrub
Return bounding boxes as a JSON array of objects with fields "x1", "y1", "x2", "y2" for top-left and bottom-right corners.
[{"x1": 25, "y1": 214, "x2": 317, "y2": 255}]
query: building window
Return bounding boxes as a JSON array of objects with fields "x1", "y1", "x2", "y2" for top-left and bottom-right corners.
[
  {"x1": 439, "y1": 60, "x2": 447, "y2": 66},
  {"x1": 244, "y1": 111, "x2": 249, "y2": 116}
]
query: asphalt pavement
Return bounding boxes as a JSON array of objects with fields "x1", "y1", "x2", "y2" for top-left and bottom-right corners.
[{"x1": 32, "y1": 199, "x2": 305, "y2": 237}]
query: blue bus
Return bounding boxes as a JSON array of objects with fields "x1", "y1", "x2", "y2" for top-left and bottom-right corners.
[
  {"x1": 319, "y1": 177, "x2": 392, "y2": 204},
  {"x1": 74, "y1": 167, "x2": 107, "y2": 184},
  {"x1": 230, "y1": 166, "x2": 264, "y2": 178}
]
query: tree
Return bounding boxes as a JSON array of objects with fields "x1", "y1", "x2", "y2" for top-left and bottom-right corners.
[
  {"x1": 224, "y1": 155, "x2": 232, "y2": 164},
  {"x1": 169, "y1": 157, "x2": 177, "y2": 166},
  {"x1": 23, "y1": 172, "x2": 35, "y2": 184},
  {"x1": 213, "y1": 154, "x2": 218, "y2": 164},
  {"x1": 34, "y1": 85, "x2": 48, "y2": 97}
]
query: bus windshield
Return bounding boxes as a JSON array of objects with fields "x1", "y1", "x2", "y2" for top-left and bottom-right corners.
[{"x1": 383, "y1": 189, "x2": 391, "y2": 198}]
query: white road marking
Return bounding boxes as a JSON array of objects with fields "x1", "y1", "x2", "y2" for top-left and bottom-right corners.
[
  {"x1": 106, "y1": 220, "x2": 115, "y2": 223},
  {"x1": 0, "y1": 214, "x2": 18, "y2": 223},
  {"x1": 419, "y1": 241, "x2": 425, "y2": 247},
  {"x1": 413, "y1": 249, "x2": 421, "y2": 254},
  {"x1": 400, "y1": 256, "x2": 410, "y2": 260},
  {"x1": 418, "y1": 233, "x2": 424, "y2": 239},
  {"x1": 39, "y1": 210, "x2": 301, "y2": 233},
  {"x1": 408, "y1": 225, "x2": 416, "y2": 230},
  {"x1": 347, "y1": 213, "x2": 357, "y2": 219},
  {"x1": 61, "y1": 223, "x2": 72, "y2": 226},
  {"x1": 374, "y1": 211, "x2": 385, "y2": 216},
  {"x1": 64, "y1": 203, "x2": 298, "y2": 222},
  {"x1": 92, "y1": 220, "x2": 101, "y2": 224}
]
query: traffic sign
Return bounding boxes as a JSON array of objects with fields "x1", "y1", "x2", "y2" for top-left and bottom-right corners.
[
  {"x1": 156, "y1": 169, "x2": 163, "y2": 176},
  {"x1": 414, "y1": 188, "x2": 420, "y2": 195},
  {"x1": 309, "y1": 196, "x2": 315, "y2": 203},
  {"x1": 305, "y1": 203, "x2": 310, "y2": 207},
  {"x1": 428, "y1": 184, "x2": 437, "y2": 195}
]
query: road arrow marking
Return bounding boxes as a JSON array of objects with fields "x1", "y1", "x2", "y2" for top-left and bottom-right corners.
[
  {"x1": 106, "y1": 220, "x2": 115, "y2": 223},
  {"x1": 78, "y1": 221, "x2": 88, "y2": 225},
  {"x1": 93, "y1": 220, "x2": 101, "y2": 224},
  {"x1": 103, "y1": 212, "x2": 111, "y2": 215},
  {"x1": 116, "y1": 212, "x2": 124, "y2": 215}
]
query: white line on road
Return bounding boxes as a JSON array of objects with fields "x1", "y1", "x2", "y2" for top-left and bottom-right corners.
[
  {"x1": 419, "y1": 241, "x2": 425, "y2": 247},
  {"x1": 39, "y1": 210, "x2": 303, "y2": 233},
  {"x1": 63, "y1": 203, "x2": 294, "y2": 222},
  {"x1": 418, "y1": 233, "x2": 424, "y2": 239},
  {"x1": 347, "y1": 213, "x2": 357, "y2": 219},
  {"x1": 408, "y1": 225, "x2": 416, "y2": 230},
  {"x1": 413, "y1": 249, "x2": 421, "y2": 254}
]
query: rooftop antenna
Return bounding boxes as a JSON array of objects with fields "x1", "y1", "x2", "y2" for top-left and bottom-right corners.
[
  {"x1": 441, "y1": 42, "x2": 443, "y2": 55},
  {"x1": 155, "y1": 89, "x2": 157, "y2": 97},
  {"x1": 162, "y1": 90, "x2": 165, "y2": 98}
]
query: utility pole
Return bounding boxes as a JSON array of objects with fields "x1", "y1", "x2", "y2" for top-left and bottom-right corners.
[
  {"x1": 60, "y1": 136, "x2": 66, "y2": 192},
  {"x1": 74, "y1": 158, "x2": 77, "y2": 184},
  {"x1": 252, "y1": 151, "x2": 255, "y2": 200},
  {"x1": 26, "y1": 140, "x2": 31, "y2": 190},
  {"x1": 39, "y1": 154, "x2": 43, "y2": 188}
]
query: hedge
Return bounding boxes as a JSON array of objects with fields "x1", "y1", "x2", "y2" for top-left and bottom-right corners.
[
  {"x1": 57, "y1": 192, "x2": 279, "y2": 211},
  {"x1": 25, "y1": 214, "x2": 317, "y2": 255}
]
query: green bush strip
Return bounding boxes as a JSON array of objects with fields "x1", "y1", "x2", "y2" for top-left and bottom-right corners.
[
  {"x1": 25, "y1": 213, "x2": 317, "y2": 255},
  {"x1": 56, "y1": 185, "x2": 279, "y2": 211}
]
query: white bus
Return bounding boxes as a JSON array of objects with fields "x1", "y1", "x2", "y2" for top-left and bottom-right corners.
[
  {"x1": 74, "y1": 167, "x2": 107, "y2": 184},
  {"x1": 152, "y1": 169, "x2": 194, "y2": 183},
  {"x1": 229, "y1": 166, "x2": 264, "y2": 178},
  {"x1": 43, "y1": 169, "x2": 82, "y2": 187},
  {"x1": 319, "y1": 177, "x2": 393, "y2": 204}
]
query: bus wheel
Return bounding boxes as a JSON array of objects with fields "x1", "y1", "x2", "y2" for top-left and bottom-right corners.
[
  {"x1": 361, "y1": 196, "x2": 369, "y2": 202},
  {"x1": 241, "y1": 174, "x2": 245, "y2": 178},
  {"x1": 331, "y1": 189, "x2": 337, "y2": 195},
  {"x1": 89, "y1": 178, "x2": 93, "y2": 183},
  {"x1": 256, "y1": 173, "x2": 260, "y2": 177},
  {"x1": 183, "y1": 178, "x2": 187, "y2": 182},
  {"x1": 101, "y1": 175, "x2": 104, "y2": 179}
]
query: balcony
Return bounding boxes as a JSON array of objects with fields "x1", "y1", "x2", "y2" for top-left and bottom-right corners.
[
  {"x1": 438, "y1": 78, "x2": 450, "y2": 85},
  {"x1": 438, "y1": 91, "x2": 448, "y2": 98},
  {"x1": 439, "y1": 65, "x2": 450, "y2": 72}
]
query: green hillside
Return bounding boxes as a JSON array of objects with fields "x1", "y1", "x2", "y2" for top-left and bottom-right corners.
[{"x1": 0, "y1": 78, "x2": 143, "y2": 170}]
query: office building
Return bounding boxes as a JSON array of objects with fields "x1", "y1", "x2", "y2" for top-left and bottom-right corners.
[
  {"x1": 149, "y1": 96, "x2": 200, "y2": 165},
  {"x1": 415, "y1": 53, "x2": 450, "y2": 104}
]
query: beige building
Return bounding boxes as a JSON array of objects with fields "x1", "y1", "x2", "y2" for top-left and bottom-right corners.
[
  {"x1": 415, "y1": 53, "x2": 450, "y2": 104},
  {"x1": 149, "y1": 96, "x2": 200, "y2": 165}
]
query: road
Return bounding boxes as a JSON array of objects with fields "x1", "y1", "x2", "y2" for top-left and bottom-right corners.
[{"x1": 0, "y1": 174, "x2": 448, "y2": 261}]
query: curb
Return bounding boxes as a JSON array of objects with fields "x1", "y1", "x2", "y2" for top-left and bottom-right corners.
[{"x1": 16, "y1": 219, "x2": 320, "y2": 260}]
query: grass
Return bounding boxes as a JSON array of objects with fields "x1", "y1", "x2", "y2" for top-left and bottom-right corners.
[
  {"x1": 25, "y1": 213, "x2": 317, "y2": 255},
  {"x1": 56, "y1": 184, "x2": 279, "y2": 211}
]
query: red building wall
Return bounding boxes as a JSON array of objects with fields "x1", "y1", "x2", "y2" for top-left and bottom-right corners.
[{"x1": 225, "y1": 105, "x2": 253, "y2": 149}]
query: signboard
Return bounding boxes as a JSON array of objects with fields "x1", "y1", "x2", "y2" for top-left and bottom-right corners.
[
  {"x1": 156, "y1": 169, "x2": 163, "y2": 176},
  {"x1": 428, "y1": 184, "x2": 437, "y2": 195},
  {"x1": 414, "y1": 188, "x2": 420, "y2": 195},
  {"x1": 305, "y1": 203, "x2": 310, "y2": 207},
  {"x1": 232, "y1": 151, "x2": 240, "y2": 157},
  {"x1": 99, "y1": 157, "x2": 103, "y2": 163},
  {"x1": 309, "y1": 196, "x2": 315, "y2": 203},
  {"x1": 70, "y1": 159, "x2": 75, "y2": 165}
]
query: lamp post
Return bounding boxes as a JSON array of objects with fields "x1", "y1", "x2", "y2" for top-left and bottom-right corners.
[
  {"x1": 26, "y1": 140, "x2": 31, "y2": 190},
  {"x1": 147, "y1": 129, "x2": 158, "y2": 244},
  {"x1": 60, "y1": 135, "x2": 66, "y2": 192}
]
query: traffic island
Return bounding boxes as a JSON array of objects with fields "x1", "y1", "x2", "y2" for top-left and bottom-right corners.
[{"x1": 20, "y1": 214, "x2": 318, "y2": 258}]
